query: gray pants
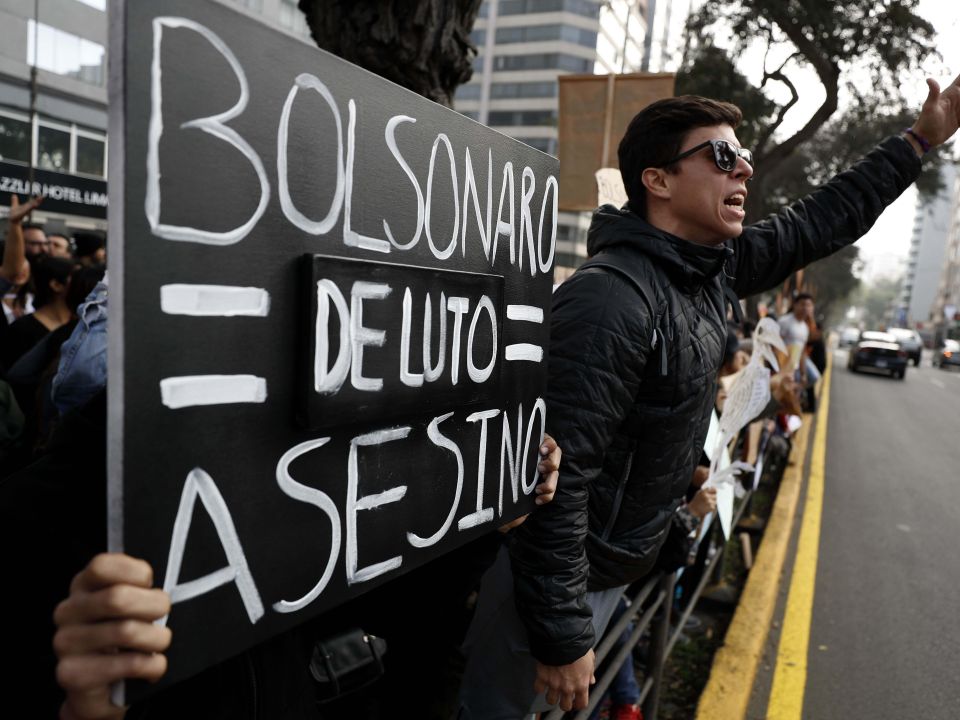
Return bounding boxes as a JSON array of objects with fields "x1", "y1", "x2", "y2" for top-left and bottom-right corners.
[{"x1": 458, "y1": 547, "x2": 625, "y2": 720}]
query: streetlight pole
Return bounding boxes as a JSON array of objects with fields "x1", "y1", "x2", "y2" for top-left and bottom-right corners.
[{"x1": 28, "y1": 0, "x2": 39, "y2": 196}]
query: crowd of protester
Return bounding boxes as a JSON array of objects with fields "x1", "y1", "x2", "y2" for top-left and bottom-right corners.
[
  {"x1": 1, "y1": 197, "x2": 107, "y2": 474},
  {"x1": 0, "y1": 193, "x2": 818, "y2": 720},
  {"x1": 1, "y1": 65, "x2": 954, "y2": 719}
]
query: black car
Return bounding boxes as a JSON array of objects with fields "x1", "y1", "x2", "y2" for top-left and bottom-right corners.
[
  {"x1": 888, "y1": 327, "x2": 923, "y2": 366},
  {"x1": 933, "y1": 339, "x2": 960, "y2": 370},
  {"x1": 847, "y1": 331, "x2": 909, "y2": 379}
]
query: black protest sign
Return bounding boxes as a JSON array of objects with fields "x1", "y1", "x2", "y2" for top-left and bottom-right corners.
[{"x1": 109, "y1": 0, "x2": 557, "y2": 697}]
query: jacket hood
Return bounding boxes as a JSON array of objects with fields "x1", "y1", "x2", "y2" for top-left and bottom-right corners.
[{"x1": 587, "y1": 204, "x2": 733, "y2": 291}]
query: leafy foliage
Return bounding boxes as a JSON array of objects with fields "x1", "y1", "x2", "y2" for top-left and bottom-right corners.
[
  {"x1": 681, "y1": 0, "x2": 937, "y2": 173},
  {"x1": 678, "y1": 0, "x2": 941, "y2": 312}
]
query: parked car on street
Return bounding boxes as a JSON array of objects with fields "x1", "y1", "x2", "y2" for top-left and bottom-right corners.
[
  {"x1": 839, "y1": 327, "x2": 860, "y2": 347},
  {"x1": 933, "y1": 339, "x2": 960, "y2": 370},
  {"x1": 847, "y1": 331, "x2": 909, "y2": 379},
  {"x1": 888, "y1": 327, "x2": 923, "y2": 365}
]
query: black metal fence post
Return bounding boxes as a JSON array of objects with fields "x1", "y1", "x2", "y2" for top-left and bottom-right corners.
[{"x1": 641, "y1": 572, "x2": 676, "y2": 720}]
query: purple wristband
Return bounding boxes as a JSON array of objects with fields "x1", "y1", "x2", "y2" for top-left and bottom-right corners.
[{"x1": 903, "y1": 127, "x2": 931, "y2": 154}]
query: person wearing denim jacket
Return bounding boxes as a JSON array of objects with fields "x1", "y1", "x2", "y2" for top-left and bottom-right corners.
[{"x1": 52, "y1": 272, "x2": 108, "y2": 415}]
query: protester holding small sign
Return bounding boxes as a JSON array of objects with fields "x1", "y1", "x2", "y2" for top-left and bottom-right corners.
[{"x1": 459, "y1": 75, "x2": 960, "y2": 715}]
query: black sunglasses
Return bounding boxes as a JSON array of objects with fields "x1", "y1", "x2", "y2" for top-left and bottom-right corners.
[{"x1": 661, "y1": 139, "x2": 753, "y2": 173}]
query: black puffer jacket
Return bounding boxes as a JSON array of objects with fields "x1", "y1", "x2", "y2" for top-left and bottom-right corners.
[{"x1": 509, "y1": 135, "x2": 921, "y2": 665}]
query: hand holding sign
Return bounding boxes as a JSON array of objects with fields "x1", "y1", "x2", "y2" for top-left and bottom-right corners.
[
  {"x1": 54, "y1": 554, "x2": 172, "y2": 720},
  {"x1": 114, "y1": 0, "x2": 556, "y2": 695},
  {"x1": 498, "y1": 433, "x2": 561, "y2": 532}
]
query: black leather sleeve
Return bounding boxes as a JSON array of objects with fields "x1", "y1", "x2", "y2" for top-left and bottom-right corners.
[
  {"x1": 508, "y1": 267, "x2": 654, "y2": 666},
  {"x1": 729, "y1": 135, "x2": 922, "y2": 297}
]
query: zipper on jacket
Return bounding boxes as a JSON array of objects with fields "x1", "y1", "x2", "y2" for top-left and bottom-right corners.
[
  {"x1": 601, "y1": 451, "x2": 634, "y2": 541},
  {"x1": 652, "y1": 328, "x2": 668, "y2": 376}
]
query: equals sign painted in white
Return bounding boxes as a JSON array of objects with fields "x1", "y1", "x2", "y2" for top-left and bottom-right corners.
[
  {"x1": 158, "y1": 284, "x2": 271, "y2": 409},
  {"x1": 504, "y1": 304, "x2": 544, "y2": 363}
]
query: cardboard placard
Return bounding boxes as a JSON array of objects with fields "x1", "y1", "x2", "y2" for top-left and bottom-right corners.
[
  {"x1": 557, "y1": 72, "x2": 675, "y2": 211},
  {"x1": 108, "y1": 0, "x2": 556, "y2": 696}
]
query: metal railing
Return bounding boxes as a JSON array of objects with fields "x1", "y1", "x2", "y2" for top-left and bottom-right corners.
[{"x1": 544, "y1": 423, "x2": 786, "y2": 720}]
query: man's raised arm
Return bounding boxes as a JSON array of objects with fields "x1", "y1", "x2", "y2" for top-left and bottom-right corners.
[{"x1": 729, "y1": 73, "x2": 960, "y2": 298}]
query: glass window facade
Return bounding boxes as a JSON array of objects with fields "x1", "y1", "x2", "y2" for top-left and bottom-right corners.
[
  {"x1": 493, "y1": 53, "x2": 592, "y2": 72},
  {"x1": 488, "y1": 109, "x2": 557, "y2": 126},
  {"x1": 38, "y1": 125, "x2": 71, "y2": 172},
  {"x1": 455, "y1": 84, "x2": 483, "y2": 100},
  {"x1": 490, "y1": 81, "x2": 557, "y2": 98},
  {"x1": 498, "y1": 0, "x2": 599, "y2": 18},
  {"x1": 0, "y1": 110, "x2": 108, "y2": 178},
  {"x1": 0, "y1": 115, "x2": 31, "y2": 164},
  {"x1": 76, "y1": 135, "x2": 106, "y2": 177},
  {"x1": 495, "y1": 24, "x2": 597, "y2": 47},
  {"x1": 27, "y1": 20, "x2": 106, "y2": 86}
]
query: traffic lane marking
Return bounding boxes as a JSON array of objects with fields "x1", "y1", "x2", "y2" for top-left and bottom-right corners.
[{"x1": 766, "y1": 355, "x2": 833, "y2": 719}]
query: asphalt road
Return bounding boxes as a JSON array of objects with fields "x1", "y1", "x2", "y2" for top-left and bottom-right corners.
[{"x1": 802, "y1": 350, "x2": 960, "y2": 717}]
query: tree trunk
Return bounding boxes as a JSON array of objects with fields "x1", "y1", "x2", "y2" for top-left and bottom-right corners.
[{"x1": 297, "y1": 0, "x2": 483, "y2": 107}]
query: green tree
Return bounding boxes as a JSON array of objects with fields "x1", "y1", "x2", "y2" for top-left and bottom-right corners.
[
  {"x1": 855, "y1": 275, "x2": 903, "y2": 327},
  {"x1": 677, "y1": 0, "x2": 943, "y2": 315},
  {"x1": 679, "y1": 0, "x2": 937, "y2": 212}
]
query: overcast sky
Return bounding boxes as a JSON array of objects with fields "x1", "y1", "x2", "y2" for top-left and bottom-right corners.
[{"x1": 660, "y1": 0, "x2": 960, "y2": 283}]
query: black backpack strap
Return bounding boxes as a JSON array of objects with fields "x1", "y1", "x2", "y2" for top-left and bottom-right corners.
[
  {"x1": 721, "y1": 253, "x2": 743, "y2": 324},
  {"x1": 577, "y1": 251, "x2": 669, "y2": 377},
  {"x1": 723, "y1": 282, "x2": 743, "y2": 324}
]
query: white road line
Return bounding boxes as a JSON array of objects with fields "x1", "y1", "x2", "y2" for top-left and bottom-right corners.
[{"x1": 930, "y1": 378, "x2": 946, "y2": 389}]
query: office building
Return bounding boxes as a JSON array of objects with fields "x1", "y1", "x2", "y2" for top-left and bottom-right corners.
[
  {"x1": 0, "y1": 0, "x2": 309, "y2": 234},
  {"x1": 931, "y1": 171, "x2": 960, "y2": 333},
  {"x1": 457, "y1": 0, "x2": 678, "y2": 279},
  {"x1": 898, "y1": 163, "x2": 958, "y2": 325}
]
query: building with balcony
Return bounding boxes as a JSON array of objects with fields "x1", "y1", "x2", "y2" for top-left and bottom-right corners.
[
  {"x1": 899, "y1": 163, "x2": 958, "y2": 325},
  {"x1": 931, "y1": 170, "x2": 960, "y2": 336}
]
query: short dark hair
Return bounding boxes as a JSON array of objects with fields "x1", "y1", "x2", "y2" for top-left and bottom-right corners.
[
  {"x1": 21, "y1": 222, "x2": 45, "y2": 233},
  {"x1": 793, "y1": 292, "x2": 815, "y2": 304},
  {"x1": 618, "y1": 95, "x2": 742, "y2": 216},
  {"x1": 30, "y1": 255, "x2": 76, "y2": 308},
  {"x1": 73, "y1": 231, "x2": 105, "y2": 258}
]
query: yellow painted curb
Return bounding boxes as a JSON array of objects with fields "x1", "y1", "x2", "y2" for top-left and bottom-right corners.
[{"x1": 695, "y1": 381, "x2": 821, "y2": 719}]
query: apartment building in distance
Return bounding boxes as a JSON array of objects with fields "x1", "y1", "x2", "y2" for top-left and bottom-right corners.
[
  {"x1": 1, "y1": 0, "x2": 679, "y2": 267},
  {"x1": 456, "y1": 0, "x2": 681, "y2": 279},
  {"x1": 898, "y1": 163, "x2": 958, "y2": 325},
  {"x1": 931, "y1": 168, "x2": 960, "y2": 340}
]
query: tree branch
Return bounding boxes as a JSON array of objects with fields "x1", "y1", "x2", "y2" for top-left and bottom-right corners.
[
  {"x1": 755, "y1": 67, "x2": 799, "y2": 158},
  {"x1": 754, "y1": 7, "x2": 840, "y2": 175}
]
